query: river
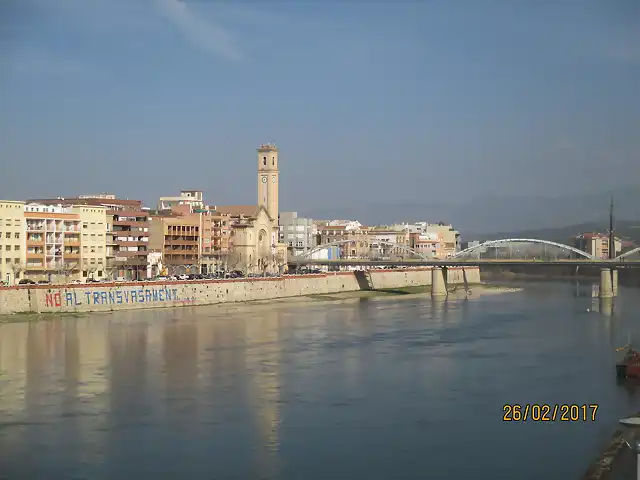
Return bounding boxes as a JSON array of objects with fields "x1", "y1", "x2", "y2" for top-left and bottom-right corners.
[{"x1": 1, "y1": 281, "x2": 639, "y2": 479}]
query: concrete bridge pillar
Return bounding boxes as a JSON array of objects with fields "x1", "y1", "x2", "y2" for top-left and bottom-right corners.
[
  {"x1": 431, "y1": 267, "x2": 447, "y2": 298},
  {"x1": 611, "y1": 269, "x2": 618, "y2": 297},
  {"x1": 599, "y1": 268, "x2": 613, "y2": 299}
]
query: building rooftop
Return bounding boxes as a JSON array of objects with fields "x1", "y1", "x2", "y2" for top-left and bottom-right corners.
[{"x1": 215, "y1": 205, "x2": 261, "y2": 218}]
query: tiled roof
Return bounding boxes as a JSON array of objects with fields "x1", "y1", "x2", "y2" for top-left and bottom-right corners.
[{"x1": 215, "y1": 205, "x2": 260, "y2": 218}]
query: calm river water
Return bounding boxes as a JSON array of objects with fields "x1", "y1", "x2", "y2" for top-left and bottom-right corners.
[{"x1": 1, "y1": 281, "x2": 639, "y2": 479}]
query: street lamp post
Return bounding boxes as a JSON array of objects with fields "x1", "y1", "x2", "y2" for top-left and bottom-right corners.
[{"x1": 619, "y1": 416, "x2": 640, "y2": 480}]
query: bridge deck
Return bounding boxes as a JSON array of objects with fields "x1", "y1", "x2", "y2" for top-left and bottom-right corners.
[{"x1": 291, "y1": 259, "x2": 640, "y2": 268}]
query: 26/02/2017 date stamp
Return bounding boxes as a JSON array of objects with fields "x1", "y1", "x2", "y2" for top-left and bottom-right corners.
[{"x1": 503, "y1": 404, "x2": 598, "y2": 422}]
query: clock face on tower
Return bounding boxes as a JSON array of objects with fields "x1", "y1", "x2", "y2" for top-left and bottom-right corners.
[{"x1": 261, "y1": 176, "x2": 267, "y2": 183}]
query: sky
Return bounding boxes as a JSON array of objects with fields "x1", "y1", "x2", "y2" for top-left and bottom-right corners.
[{"x1": 1, "y1": 0, "x2": 639, "y2": 226}]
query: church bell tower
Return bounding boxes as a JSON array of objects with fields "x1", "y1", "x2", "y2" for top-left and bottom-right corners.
[{"x1": 257, "y1": 143, "x2": 279, "y2": 223}]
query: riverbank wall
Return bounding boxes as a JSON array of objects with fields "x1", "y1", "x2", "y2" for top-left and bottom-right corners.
[{"x1": 0, "y1": 267, "x2": 480, "y2": 315}]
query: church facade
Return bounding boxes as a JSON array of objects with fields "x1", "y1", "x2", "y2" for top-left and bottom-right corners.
[{"x1": 215, "y1": 144, "x2": 288, "y2": 274}]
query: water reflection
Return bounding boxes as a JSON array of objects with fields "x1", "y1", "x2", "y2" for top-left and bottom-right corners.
[{"x1": 1, "y1": 284, "x2": 640, "y2": 480}]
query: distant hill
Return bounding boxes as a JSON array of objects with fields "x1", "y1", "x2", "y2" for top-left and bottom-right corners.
[
  {"x1": 308, "y1": 184, "x2": 640, "y2": 234},
  {"x1": 465, "y1": 220, "x2": 640, "y2": 245}
]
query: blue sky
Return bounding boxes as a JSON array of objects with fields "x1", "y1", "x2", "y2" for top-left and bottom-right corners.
[{"x1": 1, "y1": 0, "x2": 638, "y2": 223}]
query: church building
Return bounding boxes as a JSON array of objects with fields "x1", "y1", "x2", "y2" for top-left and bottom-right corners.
[{"x1": 215, "y1": 144, "x2": 288, "y2": 274}]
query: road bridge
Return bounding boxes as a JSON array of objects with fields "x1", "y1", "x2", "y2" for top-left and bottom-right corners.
[
  {"x1": 291, "y1": 237, "x2": 640, "y2": 299},
  {"x1": 291, "y1": 259, "x2": 640, "y2": 268}
]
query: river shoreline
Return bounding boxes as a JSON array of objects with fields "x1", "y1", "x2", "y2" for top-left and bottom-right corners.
[
  {"x1": 0, "y1": 267, "x2": 483, "y2": 315},
  {"x1": 0, "y1": 283, "x2": 521, "y2": 323}
]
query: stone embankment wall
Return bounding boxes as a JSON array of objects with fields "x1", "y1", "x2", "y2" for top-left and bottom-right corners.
[{"x1": 0, "y1": 267, "x2": 481, "y2": 315}]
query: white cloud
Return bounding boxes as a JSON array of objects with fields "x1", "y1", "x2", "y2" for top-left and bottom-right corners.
[{"x1": 153, "y1": 0, "x2": 243, "y2": 62}]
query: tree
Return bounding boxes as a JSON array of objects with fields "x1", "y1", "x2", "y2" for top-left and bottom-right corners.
[
  {"x1": 86, "y1": 267, "x2": 98, "y2": 280},
  {"x1": 10, "y1": 262, "x2": 25, "y2": 284},
  {"x1": 276, "y1": 250, "x2": 287, "y2": 275},
  {"x1": 59, "y1": 262, "x2": 78, "y2": 284},
  {"x1": 226, "y1": 250, "x2": 242, "y2": 272},
  {"x1": 104, "y1": 265, "x2": 117, "y2": 281}
]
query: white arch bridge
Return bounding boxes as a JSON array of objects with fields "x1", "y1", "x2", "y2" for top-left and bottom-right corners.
[{"x1": 292, "y1": 238, "x2": 640, "y2": 264}]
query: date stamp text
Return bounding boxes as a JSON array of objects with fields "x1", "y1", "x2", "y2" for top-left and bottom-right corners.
[{"x1": 503, "y1": 404, "x2": 598, "y2": 422}]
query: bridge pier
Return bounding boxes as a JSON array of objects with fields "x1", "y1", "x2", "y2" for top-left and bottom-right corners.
[
  {"x1": 599, "y1": 268, "x2": 614, "y2": 299},
  {"x1": 431, "y1": 267, "x2": 447, "y2": 298},
  {"x1": 611, "y1": 269, "x2": 618, "y2": 297}
]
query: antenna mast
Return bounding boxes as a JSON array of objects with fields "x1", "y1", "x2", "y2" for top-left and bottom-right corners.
[{"x1": 608, "y1": 196, "x2": 615, "y2": 260}]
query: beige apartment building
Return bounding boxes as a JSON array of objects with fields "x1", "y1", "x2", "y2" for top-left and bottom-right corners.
[
  {"x1": 574, "y1": 233, "x2": 622, "y2": 259},
  {"x1": 366, "y1": 227, "x2": 410, "y2": 258},
  {"x1": 71, "y1": 205, "x2": 108, "y2": 279},
  {"x1": 317, "y1": 224, "x2": 370, "y2": 259},
  {"x1": 149, "y1": 209, "x2": 207, "y2": 274},
  {"x1": 0, "y1": 200, "x2": 26, "y2": 285},
  {"x1": 24, "y1": 204, "x2": 82, "y2": 282}
]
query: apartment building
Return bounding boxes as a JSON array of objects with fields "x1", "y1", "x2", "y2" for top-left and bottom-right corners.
[
  {"x1": 149, "y1": 208, "x2": 208, "y2": 274},
  {"x1": 0, "y1": 201, "x2": 26, "y2": 285},
  {"x1": 409, "y1": 232, "x2": 443, "y2": 258},
  {"x1": 316, "y1": 223, "x2": 370, "y2": 259},
  {"x1": 24, "y1": 204, "x2": 81, "y2": 282},
  {"x1": 30, "y1": 195, "x2": 150, "y2": 280},
  {"x1": 279, "y1": 212, "x2": 317, "y2": 258},
  {"x1": 392, "y1": 221, "x2": 460, "y2": 257},
  {"x1": 71, "y1": 205, "x2": 108, "y2": 279},
  {"x1": 209, "y1": 210, "x2": 231, "y2": 268},
  {"x1": 574, "y1": 233, "x2": 622, "y2": 259},
  {"x1": 366, "y1": 227, "x2": 410, "y2": 258}
]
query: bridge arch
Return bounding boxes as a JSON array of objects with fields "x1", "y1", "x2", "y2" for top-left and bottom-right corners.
[
  {"x1": 294, "y1": 238, "x2": 432, "y2": 261},
  {"x1": 616, "y1": 246, "x2": 640, "y2": 260},
  {"x1": 453, "y1": 238, "x2": 595, "y2": 260}
]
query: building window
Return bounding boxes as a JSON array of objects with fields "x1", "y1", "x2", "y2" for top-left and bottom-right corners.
[
  {"x1": 14, "y1": 233, "x2": 19, "y2": 239},
  {"x1": 263, "y1": 156, "x2": 267, "y2": 165}
]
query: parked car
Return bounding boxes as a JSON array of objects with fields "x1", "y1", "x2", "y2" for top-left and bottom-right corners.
[{"x1": 18, "y1": 279, "x2": 36, "y2": 285}]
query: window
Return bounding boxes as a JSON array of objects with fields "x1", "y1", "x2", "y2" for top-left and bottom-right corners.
[
  {"x1": 5, "y1": 245, "x2": 10, "y2": 251},
  {"x1": 263, "y1": 156, "x2": 267, "y2": 165},
  {"x1": 14, "y1": 233, "x2": 19, "y2": 239},
  {"x1": 4, "y1": 232, "x2": 9, "y2": 239}
]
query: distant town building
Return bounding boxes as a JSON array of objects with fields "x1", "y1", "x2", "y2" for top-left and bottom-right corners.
[
  {"x1": 0, "y1": 200, "x2": 26, "y2": 285},
  {"x1": 462, "y1": 240, "x2": 481, "y2": 250},
  {"x1": 366, "y1": 227, "x2": 410, "y2": 258},
  {"x1": 279, "y1": 212, "x2": 317, "y2": 259},
  {"x1": 149, "y1": 206, "x2": 212, "y2": 275},
  {"x1": 409, "y1": 232, "x2": 442, "y2": 258},
  {"x1": 391, "y1": 221, "x2": 461, "y2": 257},
  {"x1": 157, "y1": 190, "x2": 205, "y2": 211},
  {"x1": 574, "y1": 233, "x2": 622, "y2": 259}
]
